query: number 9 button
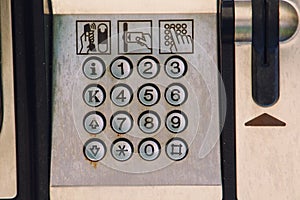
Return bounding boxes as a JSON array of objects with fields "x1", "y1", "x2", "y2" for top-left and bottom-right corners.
[{"x1": 165, "y1": 110, "x2": 188, "y2": 133}]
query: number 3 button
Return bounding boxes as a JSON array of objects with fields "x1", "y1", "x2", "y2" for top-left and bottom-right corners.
[
  {"x1": 164, "y1": 56, "x2": 187, "y2": 79},
  {"x1": 137, "y1": 56, "x2": 160, "y2": 79}
]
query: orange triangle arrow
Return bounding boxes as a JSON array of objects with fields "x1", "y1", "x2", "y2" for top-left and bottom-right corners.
[{"x1": 245, "y1": 113, "x2": 286, "y2": 127}]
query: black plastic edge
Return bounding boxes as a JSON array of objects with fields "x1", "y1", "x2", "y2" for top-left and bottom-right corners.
[
  {"x1": 252, "y1": 0, "x2": 279, "y2": 107},
  {"x1": 218, "y1": 0, "x2": 237, "y2": 200},
  {"x1": 10, "y1": 0, "x2": 51, "y2": 199}
]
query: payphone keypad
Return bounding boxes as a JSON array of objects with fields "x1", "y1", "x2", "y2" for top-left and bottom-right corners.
[{"x1": 51, "y1": 14, "x2": 221, "y2": 186}]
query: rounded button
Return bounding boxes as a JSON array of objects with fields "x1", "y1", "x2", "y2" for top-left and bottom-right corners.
[
  {"x1": 165, "y1": 110, "x2": 188, "y2": 133},
  {"x1": 110, "y1": 56, "x2": 133, "y2": 79},
  {"x1": 111, "y1": 138, "x2": 134, "y2": 161},
  {"x1": 138, "y1": 138, "x2": 161, "y2": 161},
  {"x1": 83, "y1": 111, "x2": 106, "y2": 134},
  {"x1": 83, "y1": 84, "x2": 106, "y2": 107},
  {"x1": 138, "y1": 110, "x2": 161, "y2": 134},
  {"x1": 165, "y1": 83, "x2": 188, "y2": 106},
  {"x1": 110, "y1": 84, "x2": 133, "y2": 107},
  {"x1": 138, "y1": 84, "x2": 160, "y2": 106},
  {"x1": 164, "y1": 56, "x2": 187, "y2": 79},
  {"x1": 110, "y1": 111, "x2": 133, "y2": 134},
  {"x1": 165, "y1": 138, "x2": 188, "y2": 161},
  {"x1": 82, "y1": 57, "x2": 105, "y2": 80},
  {"x1": 83, "y1": 138, "x2": 106, "y2": 162},
  {"x1": 137, "y1": 56, "x2": 160, "y2": 79}
]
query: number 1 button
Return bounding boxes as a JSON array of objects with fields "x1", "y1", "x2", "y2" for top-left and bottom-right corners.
[
  {"x1": 110, "y1": 56, "x2": 133, "y2": 79},
  {"x1": 137, "y1": 56, "x2": 160, "y2": 79}
]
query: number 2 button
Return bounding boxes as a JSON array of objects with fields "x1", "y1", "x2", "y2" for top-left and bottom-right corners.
[
  {"x1": 137, "y1": 56, "x2": 160, "y2": 79},
  {"x1": 110, "y1": 56, "x2": 133, "y2": 79}
]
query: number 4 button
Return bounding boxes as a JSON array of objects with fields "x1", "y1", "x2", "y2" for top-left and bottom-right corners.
[{"x1": 111, "y1": 84, "x2": 133, "y2": 107}]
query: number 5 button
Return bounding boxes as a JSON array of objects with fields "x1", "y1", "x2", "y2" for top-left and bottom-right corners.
[
  {"x1": 165, "y1": 83, "x2": 188, "y2": 106},
  {"x1": 111, "y1": 111, "x2": 133, "y2": 134},
  {"x1": 138, "y1": 83, "x2": 160, "y2": 106},
  {"x1": 164, "y1": 56, "x2": 187, "y2": 79},
  {"x1": 137, "y1": 56, "x2": 160, "y2": 79}
]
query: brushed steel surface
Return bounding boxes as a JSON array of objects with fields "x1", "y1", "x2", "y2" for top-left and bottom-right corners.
[
  {"x1": 0, "y1": 0, "x2": 17, "y2": 198},
  {"x1": 235, "y1": 0, "x2": 299, "y2": 42},
  {"x1": 236, "y1": 0, "x2": 300, "y2": 199},
  {"x1": 51, "y1": 14, "x2": 221, "y2": 187}
]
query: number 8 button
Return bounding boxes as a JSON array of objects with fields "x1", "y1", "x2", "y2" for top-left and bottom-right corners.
[
  {"x1": 165, "y1": 83, "x2": 188, "y2": 106},
  {"x1": 138, "y1": 111, "x2": 161, "y2": 134}
]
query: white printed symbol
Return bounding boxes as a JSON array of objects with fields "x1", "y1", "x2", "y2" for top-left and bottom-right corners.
[{"x1": 159, "y1": 20, "x2": 194, "y2": 54}]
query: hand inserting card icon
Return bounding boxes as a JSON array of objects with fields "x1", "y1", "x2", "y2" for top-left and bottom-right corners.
[
  {"x1": 119, "y1": 21, "x2": 152, "y2": 54},
  {"x1": 125, "y1": 32, "x2": 151, "y2": 49}
]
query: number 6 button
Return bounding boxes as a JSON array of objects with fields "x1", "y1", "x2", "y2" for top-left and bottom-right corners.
[
  {"x1": 165, "y1": 83, "x2": 188, "y2": 106},
  {"x1": 138, "y1": 83, "x2": 160, "y2": 106},
  {"x1": 111, "y1": 111, "x2": 133, "y2": 134},
  {"x1": 138, "y1": 110, "x2": 161, "y2": 134},
  {"x1": 137, "y1": 56, "x2": 160, "y2": 79}
]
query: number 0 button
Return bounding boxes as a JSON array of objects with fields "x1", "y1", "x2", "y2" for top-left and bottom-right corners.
[
  {"x1": 137, "y1": 56, "x2": 160, "y2": 79},
  {"x1": 111, "y1": 111, "x2": 133, "y2": 134},
  {"x1": 110, "y1": 56, "x2": 133, "y2": 79},
  {"x1": 138, "y1": 84, "x2": 160, "y2": 106},
  {"x1": 138, "y1": 111, "x2": 161, "y2": 134},
  {"x1": 138, "y1": 138, "x2": 161, "y2": 161},
  {"x1": 111, "y1": 84, "x2": 133, "y2": 107},
  {"x1": 165, "y1": 56, "x2": 187, "y2": 79},
  {"x1": 165, "y1": 83, "x2": 188, "y2": 106},
  {"x1": 165, "y1": 110, "x2": 188, "y2": 133}
]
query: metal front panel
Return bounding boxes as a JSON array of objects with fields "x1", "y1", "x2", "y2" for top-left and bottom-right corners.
[
  {"x1": 0, "y1": 0, "x2": 17, "y2": 198},
  {"x1": 236, "y1": 0, "x2": 300, "y2": 199},
  {"x1": 51, "y1": 14, "x2": 221, "y2": 187}
]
